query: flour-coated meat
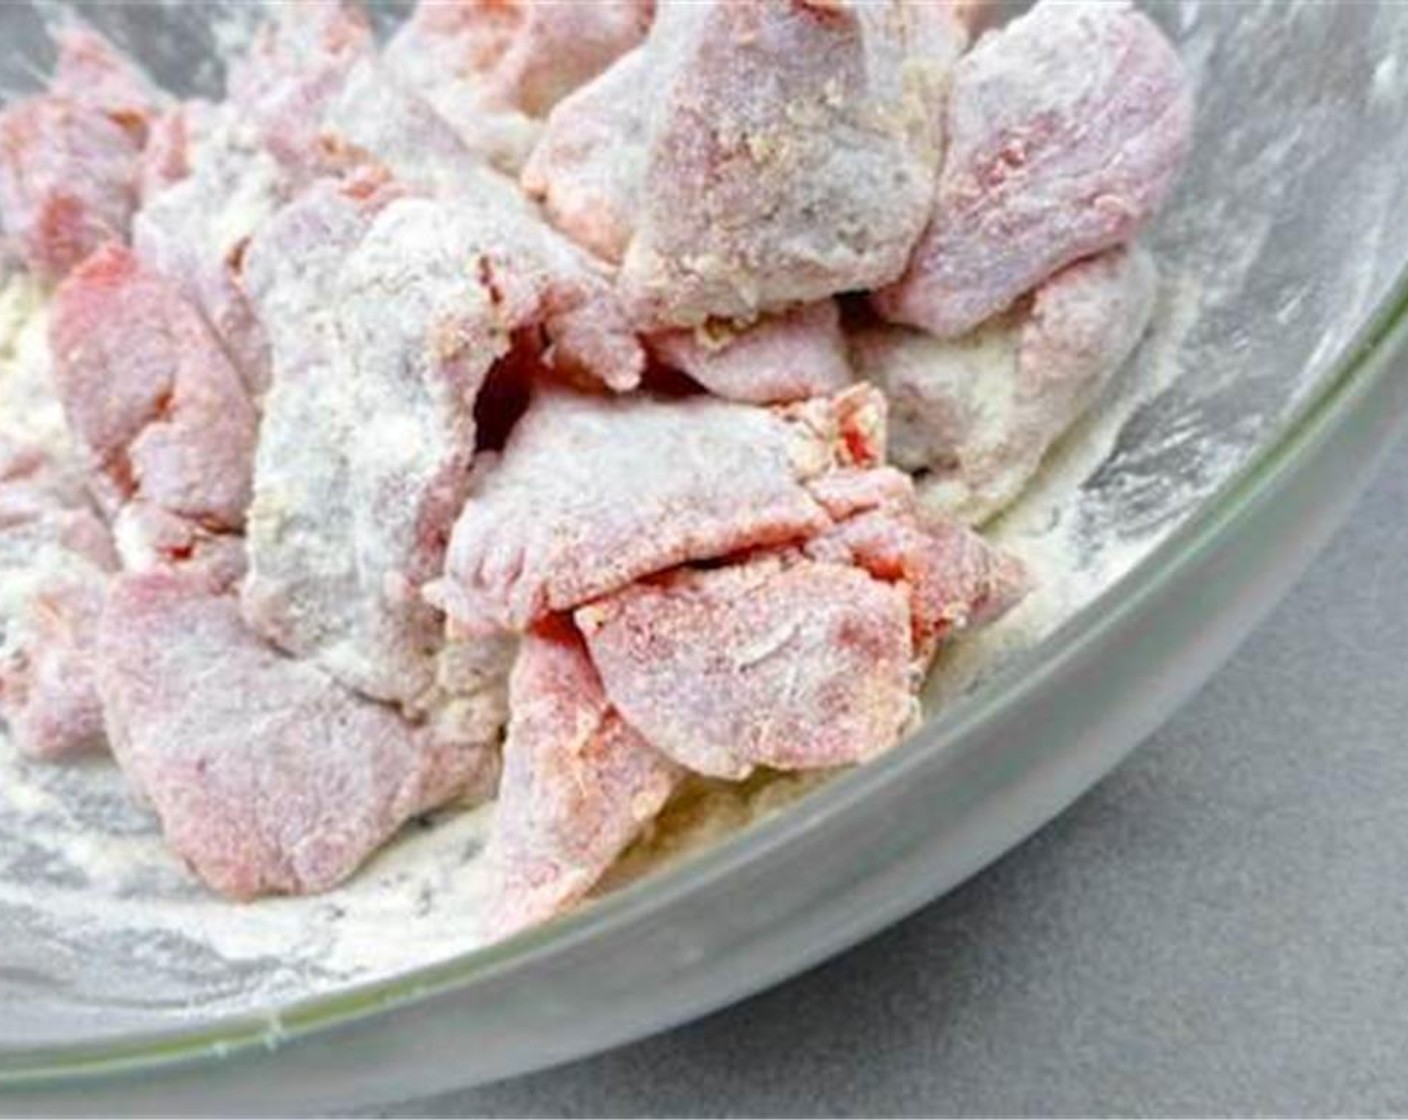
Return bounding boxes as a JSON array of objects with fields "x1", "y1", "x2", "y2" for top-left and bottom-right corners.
[
  {"x1": 578, "y1": 555, "x2": 915, "y2": 780},
  {"x1": 858, "y1": 244, "x2": 1158, "y2": 523},
  {"x1": 483, "y1": 619, "x2": 680, "y2": 936},
  {"x1": 874, "y1": 0, "x2": 1189, "y2": 336},
  {"x1": 95, "y1": 571, "x2": 491, "y2": 900}
]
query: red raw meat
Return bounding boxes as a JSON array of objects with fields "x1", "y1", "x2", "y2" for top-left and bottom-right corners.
[
  {"x1": 242, "y1": 185, "x2": 632, "y2": 717},
  {"x1": 50, "y1": 24, "x2": 162, "y2": 143},
  {"x1": 432, "y1": 385, "x2": 888, "y2": 635},
  {"x1": 857, "y1": 244, "x2": 1158, "y2": 523},
  {"x1": 805, "y1": 501, "x2": 1031, "y2": 663},
  {"x1": 519, "y1": 46, "x2": 649, "y2": 264},
  {"x1": 95, "y1": 571, "x2": 492, "y2": 900},
  {"x1": 50, "y1": 245, "x2": 257, "y2": 559},
  {"x1": 483, "y1": 619, "x2": 681, "y2": 936},
  {"x1": 132, "y1": 103, "x2": 281, "y2": 397},
  {"x1": 578, "y1": 555, "x2": 915, "y2": 780},
  {"x1": 0, "y1": 97, "x2": 140, "y2": 280},
  {"x1": 612, "y1": 0, "x2": 964, "y2": 327},
  {"x1": 874, "y1": 0, "x2": 1191, "y2": 337}
]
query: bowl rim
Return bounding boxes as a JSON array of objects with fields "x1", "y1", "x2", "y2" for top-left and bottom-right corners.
[{"x1": 2, "y1": 253, "x2": 1405, "y2": 1091}]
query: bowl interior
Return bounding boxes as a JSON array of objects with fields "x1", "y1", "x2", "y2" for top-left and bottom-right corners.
[{"x1": 2, "y1": 0, "x2": 1407, "y2": 1054}]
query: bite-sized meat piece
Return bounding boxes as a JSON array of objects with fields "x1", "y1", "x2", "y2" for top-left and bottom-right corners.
[
  {"x1": 855, "y1": 314, "x2": 1019, "y2": 487},
  {"x1": 384, "y1": 0, "x2": 652, "y2": 173},
  {"x1": 0, "y1": 440, "x2": 117, "y2": 760},
  {"x1": 857, "y1": 244, "x2": 1158, "y2": 523},
  {"x1": 432, "y1": 384, "x2": 886, "y2": 635},
  {"x1": 578, "y1": 555, "x2": 916, "y2": 780},
  {"x1": 49, "y1": 245, "x2": 257, "y2": 544},
  {"x1": 646, "y1": 300, "x2": 853, "y2": 404},
  {"x1": 243, "y1": 188, "x2": 633, "y2": 712},
  {"x1": 484, "y1": 619, "x2": 681, "y2": 936},
  {"x1": 1021, "y1": 245, "x2": 1159, "y2": 409},
  {"x1": 227, "y1": 0, "x2": 373, "y2": 182},
  {"x1": 240, "y1": 172, "x2": 408, "y2": 702},
  {"x1": 0, "y1": 26, "x2": 161, "y2": 281},
  {"x1": 50, "y1": 24, "x2": 162, "y2": 143},
  {"x1": 95, "y1": 571, "x2": 493, "y2": 900},
  {"x1": 520, "y1": 48, "x2": 650, "y2": 264},
  {"x1": 132, "y1": 105, "x2": 283, "y2": 396},
  {"x1": 0, "y1": 96, "x2": 141, "y2": 280},
  {"x1": 874, "y1": 1, "x2": 1190, "y2": 337},
  {"x1": 609, "y1": 0, "x2": 964, "y2": 328}
]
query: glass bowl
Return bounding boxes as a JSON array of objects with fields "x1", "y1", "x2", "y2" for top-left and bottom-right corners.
[{"x1": 2, "y1": 1, "x2": 1407, "y2": 1112}]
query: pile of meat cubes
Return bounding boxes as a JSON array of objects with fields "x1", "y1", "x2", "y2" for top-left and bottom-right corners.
[{"x1": 0, "y1": 0, "x2": 1190, "y2": 936}]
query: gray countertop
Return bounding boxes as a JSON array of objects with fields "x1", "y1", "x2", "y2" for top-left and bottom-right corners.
[{"x1": 382, "y1": 433, "x2": 1408, "y2": 1118}]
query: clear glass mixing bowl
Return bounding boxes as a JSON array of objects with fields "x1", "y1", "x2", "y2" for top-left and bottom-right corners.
[{"x1": 2, "y1": 1, "x2": 1407, "y2": 1112}]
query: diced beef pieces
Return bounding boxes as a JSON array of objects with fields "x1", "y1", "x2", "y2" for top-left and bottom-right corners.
[
  {"x1": 484, "y1": 619, "x2": 681, "y2": 936},
  {"x1": 432, "y1": 385, "x2": 888, "y2": 635},
  {"x1": 646, "y1": 300, "x2": 853, "y2": 404},
  {"x1": 240, "y1": 173, "x2": 414, "y2": 704},
  {"x1": 857, "y1": 244, "x2": 1158, "y2": 523},
  {"x1": 577, "y1": 555, "x2": 916, "y2": 780},
  {"x1": 49, "y1": 245, "x2": 257, "y2": 552},
  {"x1": 227, "y1": 0, "x2": 374, "y2": 182},
  {"x1": 0, "y1": 26, "x2": 161, "y2": 281},
  {"x1": 853, "y1": 314, "x2": 1020, "y2": 490},
  {"x1": 132, "y1": 105, "x2": 283, "y2": 397},
  {"x1": 384, "y1": 0, "x2": 653, "y2": 174},
  {"x1": 600, "y1": 0, "x2": 963, "y2": 329},
  {"x1": 50, "y1": 24, "x2": 162, "y2": 143},
  {"x1": 95, "y1": 571, "x2": 492, "y2": 900},
  {"x1": 242, "y1": 188, "x2": 630, "y2": 715},
  {"x1": 0, "y1": 97, "x2": 141, "y2": 281},
  {"x1": 874, "y1": 1, "x2": 1190, "y2": 337},
  {"x1": 228, "y1": 3, "x2": 539, "y2": 192},
  {"x1": 488, "y1": 460, "x2": 1025, "y2": 922},
  {"x1": 0, "y1": 440, "x2": 117, "y2": 760}
]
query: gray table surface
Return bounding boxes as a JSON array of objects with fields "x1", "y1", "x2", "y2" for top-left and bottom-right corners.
[{"x1": 376, "y1": 432, "x2": 1408, "y2": 1118}]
